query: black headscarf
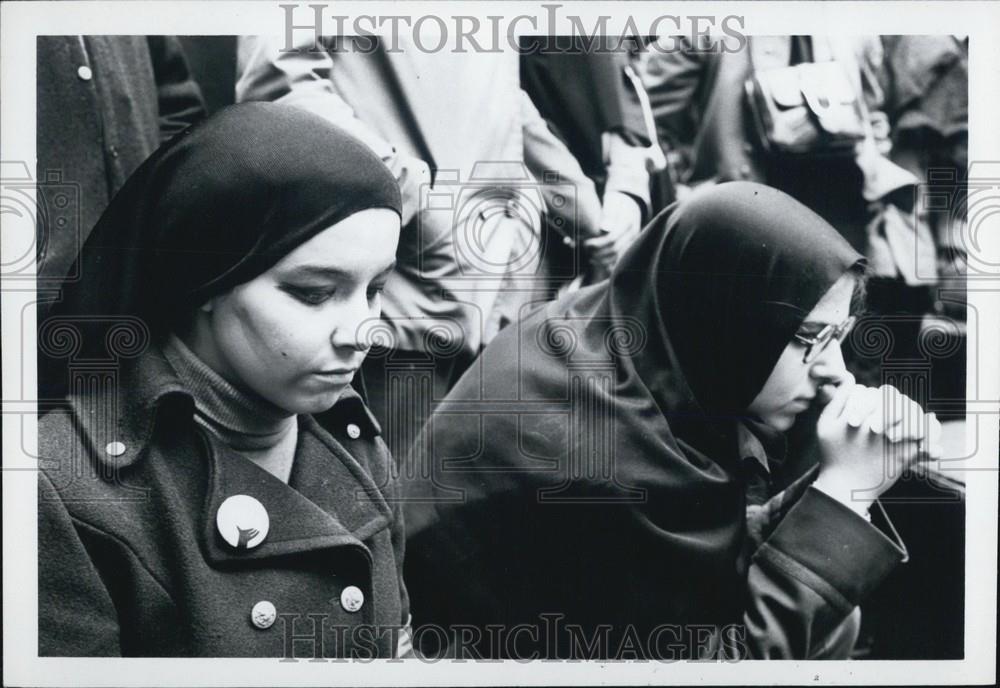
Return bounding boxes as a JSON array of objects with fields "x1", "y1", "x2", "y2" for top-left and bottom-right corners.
[
  {"x1": 402, "y1": 182, "x2": 864, "y2": 657},
  {"x1": 617, "y1": 180, "x2": 864, "y2": 424},
  {"x1": 41, "y1": 103, "x2": 401, "y2": 392}
]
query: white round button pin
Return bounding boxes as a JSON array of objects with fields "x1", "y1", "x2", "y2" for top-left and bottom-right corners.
[
  {"x1": 346, "y1": 423, "x2": 361, "y2": 440},
  {"x1": 77, "y1": 65, "x2": 93, "y2": 81},
  {"x1": 251, "y1": 600, "x2": 277, "y2": 629},
  {"x1": 216, "y1": 495, "x2": 269, "y2": 550},
  {"x1": 105, "y1": 441, "x2": 126, "y2": 457},
  {"x1": 340, "y1": 586, "x2": 364, "y2": 613}
]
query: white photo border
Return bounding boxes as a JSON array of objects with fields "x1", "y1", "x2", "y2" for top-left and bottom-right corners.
[{"x1": 3, "y1": 1, "x2": 998, "y2": 685}]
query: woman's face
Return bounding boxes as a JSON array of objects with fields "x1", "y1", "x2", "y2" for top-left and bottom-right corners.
[
  {"x1": 187, "y1": 208, "x2": 400, "y2": 415},
  {"x1": 746, "y1": 273, "x2": 856, "y2": 432}
]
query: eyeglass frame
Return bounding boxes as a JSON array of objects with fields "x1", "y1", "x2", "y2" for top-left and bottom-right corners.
[{"x1": 792, "y1": 315, "x2": 857, "y2": 364}]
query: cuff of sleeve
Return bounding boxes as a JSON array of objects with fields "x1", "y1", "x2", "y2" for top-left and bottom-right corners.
[
  {"x1": 603, "y1": 133, "x2": 652, "y2": 209},
  {"x1": 756, "y1": 487, "x2": 907, "y2": 608}
]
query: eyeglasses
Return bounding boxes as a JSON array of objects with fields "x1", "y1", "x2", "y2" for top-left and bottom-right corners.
[{"x1": 793, "y1": 315, "x2": 857, "y2": 364}]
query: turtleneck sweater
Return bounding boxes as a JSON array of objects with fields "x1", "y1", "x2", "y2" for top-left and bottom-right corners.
[{"x1": 162, "y1": 334, "x2": 297, "y2": 483}]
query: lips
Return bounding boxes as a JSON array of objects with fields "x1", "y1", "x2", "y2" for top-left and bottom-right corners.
[
  {"x1": 789, "y1": 397, "x2": 814, "y2": 411},
  {"x1": 313, "y1": 368, "x2": 357, "y2": 382}
]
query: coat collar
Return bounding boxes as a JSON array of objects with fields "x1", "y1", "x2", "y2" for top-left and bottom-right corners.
[
  {"x1": 67, "y1": 346, "x2": 381, "y2": 467},
  {"x1": 67, "y1": 346, "x2": 393, "y2": 563},
  {"x1": 66, "y1": 347, "x2": 192, "y2": 471},
  {"x1": 201, "y1": 414, "x2": 393, "y2": 565}
]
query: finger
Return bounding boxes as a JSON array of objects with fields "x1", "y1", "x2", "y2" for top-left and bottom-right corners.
[
  {"x1": 911, "y1": 401, "x2": 929, "y2": 441},
  {"x1": 922, "y1": 412, "x2": 943, "y2": 460},
  {"x1": 846, "y1": 386, "x2": 877, "y2": 428},
  {"x1": 903, "y1": 398, "x2": 928, "y2": 442},
  {"x1": 881, "y1": 385, "x2": 906, "y2": 430},
  {"x1": 894, "y1": 438, "x2": 925, "y2": 472},
  {"x1": 818, "y1": 378, "x2": 854, "y2": 427},
  {"x1": 817, "y1": 371, "x2": 855, "y2": 404},
  {"x1": 928, "y1": 412, "x2": 942, "y2": 443},
  {"x1": 613, "y1": 232, "x2": 639, "y2": 255},
  {"x1": 867, "y1": 387, "x2": 888, "y2": 434},
  {"x1": 590, "y1": 242, "x2": 620, "y2": 258},
  {"x1": 887, "y1": 396, "x2": 926, "y2": 443}
]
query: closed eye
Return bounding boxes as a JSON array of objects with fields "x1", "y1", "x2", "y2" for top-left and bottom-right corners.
[{"x1": 281, "y1": 285, "x2": 336, "y2": 306}]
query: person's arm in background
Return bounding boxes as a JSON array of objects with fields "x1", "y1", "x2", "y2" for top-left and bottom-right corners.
[
  {"x1": 519, "y1": 89, "x2": 604, "y2": 245},
  {"x1": 146, "y1": 36, "x2": 207, "y2": 141},
  {"x1": 636, "y1": 36, "x2": 707, "y2": 172},
  {"x1": 585, "y1": 53, "x2": 657, "y2": 275},
  {"x1": 235, "y1": 35, "x2": 430, "y2": 227},
  {"x1": 519, "y1": 41, "x2": 650, "y2": 277},
  {"x1": 600, "y1": 48, "x2": 654, "y2": 215}
]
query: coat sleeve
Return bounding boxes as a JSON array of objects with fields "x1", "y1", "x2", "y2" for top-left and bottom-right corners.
[
  {"x1": 145, "y1": 36, "x2": 207, "y2": 141},
  {"x1": 38, "y1": 469, "x2": 122, "y2": 656},
  {"x1": 520, "y1": 89, "x2": 604, "y2": 240},
  {"x1": 636, "y1": 38, "x2": 709, "y2": 153},
  {"x1": 235, "y1": 35, "x2": 429, "y2": 227},
  {"x1": 743, "y1": 486, "x2": 906, "y2": 659}
]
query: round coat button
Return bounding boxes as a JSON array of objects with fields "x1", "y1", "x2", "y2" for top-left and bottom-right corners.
[
  {"x1": 216, "y1": 495, "x2": 269, "y2": 550},
  {"x1": 105, "y1": 441, "x2": 126, "y2": 457},
  {"x1": 346, "y1": 423, "x2": 361, "y2": 440},
  {"x1": 340, "y1": 586, "x2": 364, "y2": 613},
  {"x1": 77, "y1": 65, "x2": 93, "y2": 81},
  {"x1": 251, "y1": 600, "x2": 277, "y2": 629}
]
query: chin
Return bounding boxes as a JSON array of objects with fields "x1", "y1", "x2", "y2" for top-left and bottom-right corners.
[
  {"x1": 290, "y1": 389, "x2": 347, "y2": 415},
  {"x1": 763, "y1": 413, "x2": 796, "y2": 433}
]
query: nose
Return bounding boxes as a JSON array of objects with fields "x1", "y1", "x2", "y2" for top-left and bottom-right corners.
[
  {"x1": 330, "y1": 291, "x2": 376, "y2": 353},
  {"x1": 809, "y1": 340, "x2": 850, "y2": 385}
]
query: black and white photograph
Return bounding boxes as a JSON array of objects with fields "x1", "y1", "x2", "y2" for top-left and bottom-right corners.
[{"x1": 2, "y1": 1, "x2": 997, "y2": 685}]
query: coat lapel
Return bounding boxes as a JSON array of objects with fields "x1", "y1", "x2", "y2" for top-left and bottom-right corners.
[{"x1": 201, "y1": 416, "x2": 392, "y2": 566}]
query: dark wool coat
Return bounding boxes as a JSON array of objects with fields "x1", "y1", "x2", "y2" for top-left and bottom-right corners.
[
  {"x1": 38, "y1": 350, "x2": 409, "y2": 658},
  {"x1": 402, "y1": 183, "x2": 907, "y2": 660}
]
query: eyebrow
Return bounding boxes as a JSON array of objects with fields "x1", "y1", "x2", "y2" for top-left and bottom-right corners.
[{"x1": 281, "y1": 261, "x2": 397, "y2": 280}]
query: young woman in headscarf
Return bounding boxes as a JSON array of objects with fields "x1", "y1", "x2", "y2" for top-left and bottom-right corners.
[
  {"x1": 402, "y1": 181, "x2": 942, "y2": 660},
  {"x1": 37, "y1": 103, "x2": 411, "y2": 658}
]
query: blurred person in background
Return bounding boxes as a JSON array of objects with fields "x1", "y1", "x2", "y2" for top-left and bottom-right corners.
[
  {"x1": 881, "y1": 35, "x2": 969, "y2": 322},
  {"x1": 36, "y1": 36, "x2": 205, "y2": 291},
  {"x1": 236, "y1": 34, "x2": 610, "y2": 458},
  {"x1": 637, "y1": 34, "x2": 948, "y2": 387},
  {"x1": 520, "y1": 35, "x2": 664, "y2": 285}
]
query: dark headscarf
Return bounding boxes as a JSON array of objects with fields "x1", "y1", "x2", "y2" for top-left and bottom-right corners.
[
  {"x1": 40, "y1": 103, "x2": 401, "y2": 392},
  {"x1": 617, "y1": 180, "x2": 864, "y2": 423},
  {"x1": 402, "y1": 182, "x2": 863, "y2": 657}
]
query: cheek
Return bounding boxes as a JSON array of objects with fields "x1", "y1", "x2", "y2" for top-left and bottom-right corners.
[
  {"x1": 219, "y1": 294, "x2": 319, "y2": 377},
  {"x1": 753, "y1": 348, "x2": 806, "y2": 411}
]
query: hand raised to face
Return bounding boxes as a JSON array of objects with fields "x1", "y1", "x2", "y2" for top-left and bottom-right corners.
[{"x1": 813, "y1": 379, "x2": 942, "y2": 515}]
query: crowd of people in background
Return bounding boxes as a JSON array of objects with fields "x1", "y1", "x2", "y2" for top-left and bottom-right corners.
[{"x1": 37, "y1": 33, "x2": 969, "y2": 405}]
